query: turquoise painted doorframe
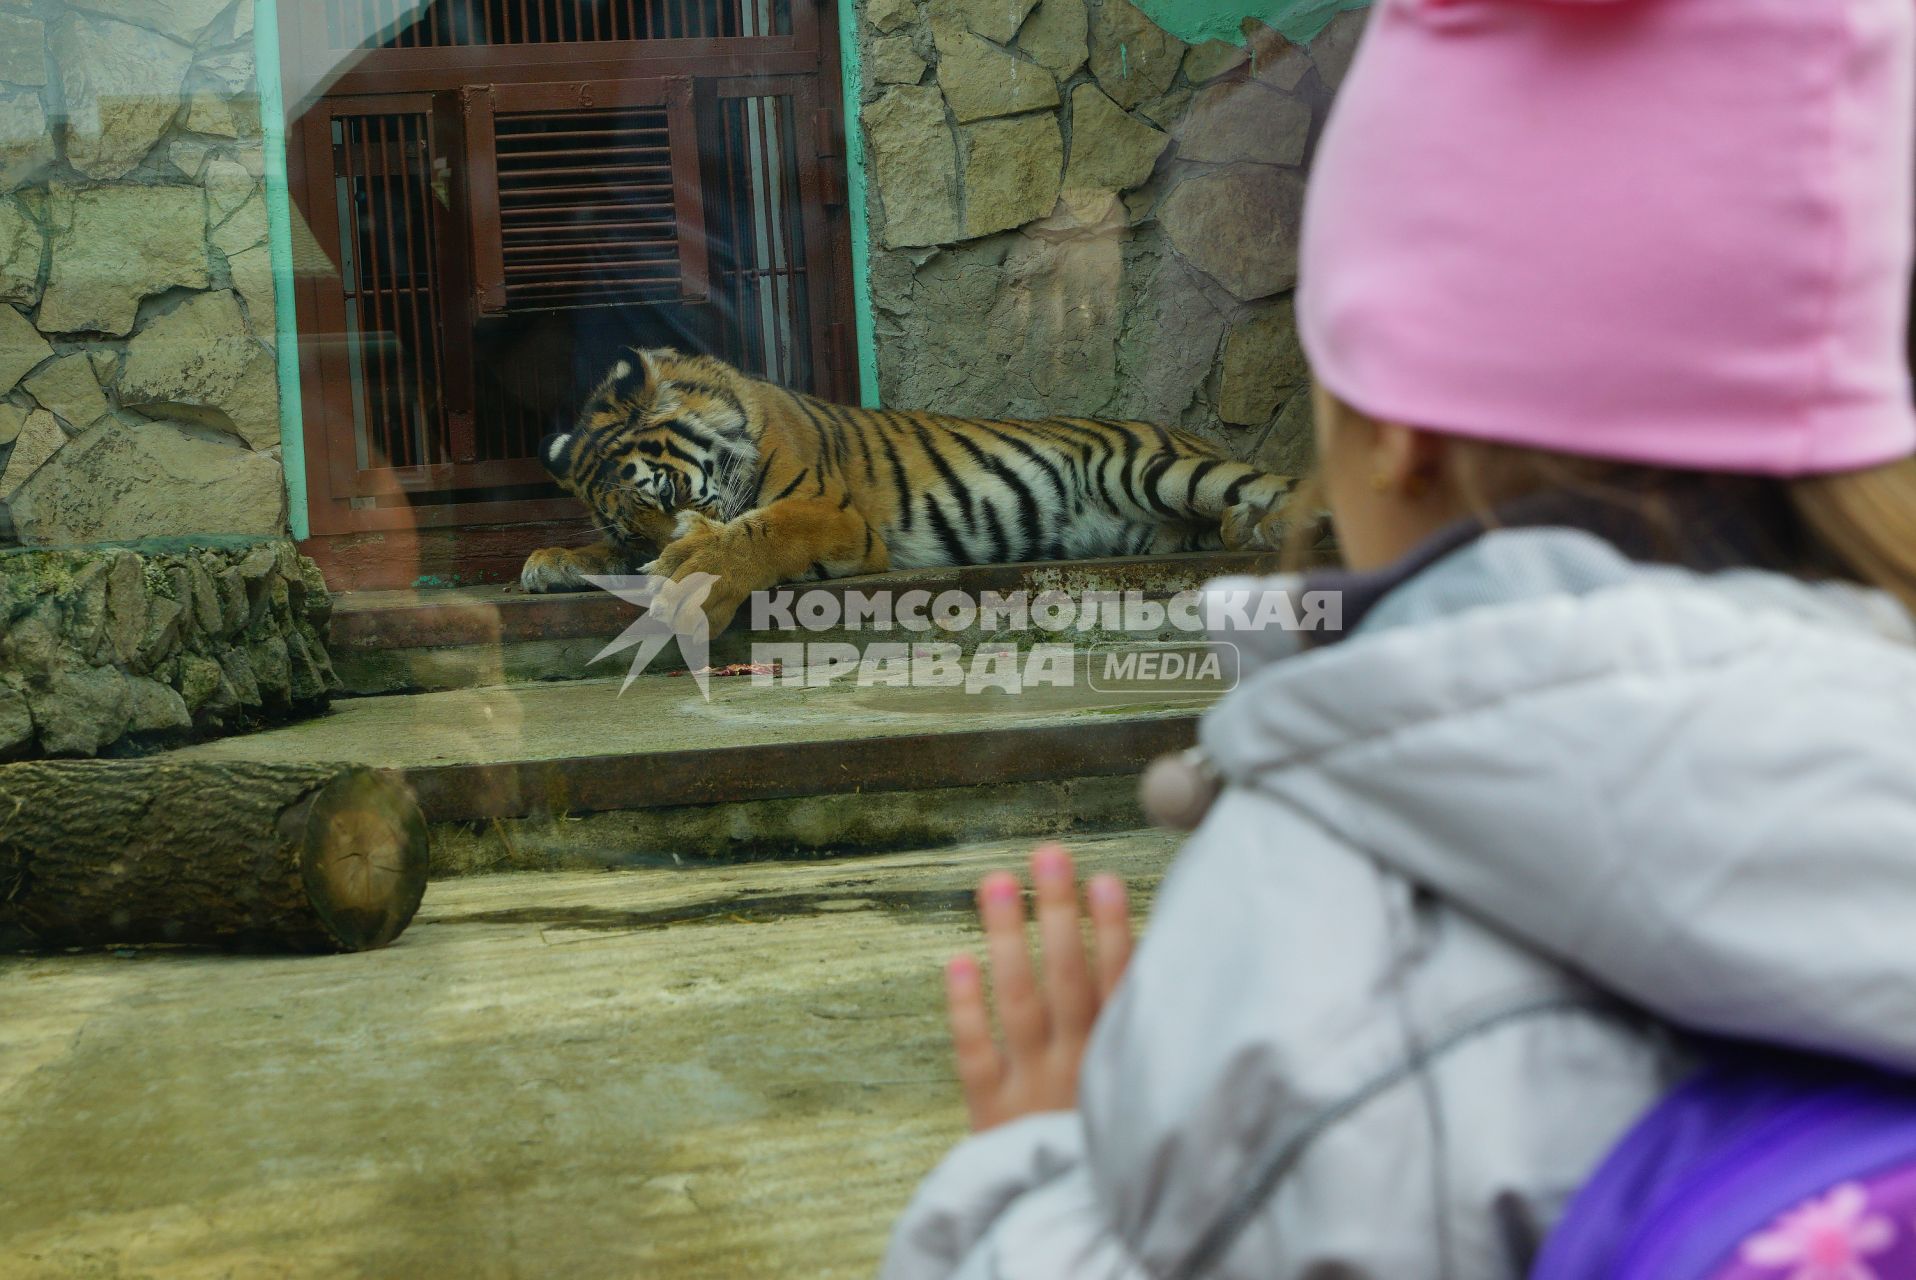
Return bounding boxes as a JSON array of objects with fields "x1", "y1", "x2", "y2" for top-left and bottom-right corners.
[
  {"x1": 837, "y1": 0, "x2": 882, "y2": 407},
  {"x1": 255, "y1": 0, "x2": 308, "y2": 540}
]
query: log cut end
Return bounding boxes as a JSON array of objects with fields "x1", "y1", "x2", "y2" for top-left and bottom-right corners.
[{"x1": 293, "y1": 770, "x2": 431, "y2": 952}]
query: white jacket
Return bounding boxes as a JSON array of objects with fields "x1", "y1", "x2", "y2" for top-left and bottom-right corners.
[{"x1": 882, "y1": 528, "x2": 1916, "y2": 1280}]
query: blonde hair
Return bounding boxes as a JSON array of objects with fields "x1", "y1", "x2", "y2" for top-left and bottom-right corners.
[
  {"x1": 1284, "y1": 412, "x2": 1916, "y2": 615},
  {"x1": 1791, "y1": 458, "x2": 1916, "y2": 614}
]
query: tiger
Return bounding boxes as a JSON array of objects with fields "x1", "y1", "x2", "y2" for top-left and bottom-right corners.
[{"x1": 521, "y1": 347, "x2": 1297, "y2": 633}]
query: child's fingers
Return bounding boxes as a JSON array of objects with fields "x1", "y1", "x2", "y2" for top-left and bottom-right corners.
[
  {"x1": 977, "y1": 871, "x2": 1047, "y2": 1061},
  {"x1": 945, "y1": 953, "x2": 1004, "y2": 1129},
  {"x1": 1030, "y1": 844, "x2": 1096, "y2": 1039},
  {"x1": 1086, "y1": 874, "x2": 1133, "y2": 1001}
]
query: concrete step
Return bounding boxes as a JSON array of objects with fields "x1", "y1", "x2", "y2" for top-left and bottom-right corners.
[
  {"x1": 170, "y1": 650, "x2": 1216, "y2": 872},
  {"x1": 327, "y1": 550, "x2": 1281, "y2": 695}
]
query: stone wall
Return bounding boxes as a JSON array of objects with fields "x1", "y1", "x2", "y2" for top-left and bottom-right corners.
[
  {"x1": 0, "y1": 0, "x2": 287, "y2": 547},
  {"x1": 0, "y1": 537, "x2": 338, "y2": 758},
  {"x1": 858, "y1": 0, "x2": 1366, "y2": 475}
]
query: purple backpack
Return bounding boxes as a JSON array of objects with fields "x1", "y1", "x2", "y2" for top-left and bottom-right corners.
[{"x1": 1533, "y1": 1054, "x2": 1916, "y2": 1280}]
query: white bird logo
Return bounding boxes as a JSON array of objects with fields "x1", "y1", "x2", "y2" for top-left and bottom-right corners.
[{"x1": 584, "y1": 573, "x2": 721, "y2": 699}]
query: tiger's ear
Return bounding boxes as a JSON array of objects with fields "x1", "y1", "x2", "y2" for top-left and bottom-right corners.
[
  {"x1": 605, "y1": 348, "x2": 671, "y2": 408},
  {"x1": 634, "y1": 348, "x2": 680, "y2": 396}
]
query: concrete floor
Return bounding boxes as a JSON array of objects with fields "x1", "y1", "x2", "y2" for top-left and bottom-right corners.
[{"x1": 0, "y1": 832, "x2": 1176, "y2": 1280}]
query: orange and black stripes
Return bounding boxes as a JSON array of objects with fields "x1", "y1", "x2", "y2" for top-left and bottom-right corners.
[{"x1": 523, "y1": 346, "x2": 1296, "y2": 598}]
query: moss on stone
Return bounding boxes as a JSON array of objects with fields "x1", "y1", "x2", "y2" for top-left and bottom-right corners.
[{"x1": 0, "y1": 537, "x2": 339, "y2": 757}]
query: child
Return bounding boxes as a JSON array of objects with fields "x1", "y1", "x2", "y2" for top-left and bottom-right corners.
[{"x1": 882, "y1": 0, "x2": 1916, "y2": 1275}]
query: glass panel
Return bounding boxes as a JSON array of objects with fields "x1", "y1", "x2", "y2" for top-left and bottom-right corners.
[{"x1": 0, "y1": 5, "x2": 1717, "y2": 1280}]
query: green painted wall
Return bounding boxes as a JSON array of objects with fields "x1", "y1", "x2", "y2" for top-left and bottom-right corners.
[
  {"x1": 255, "y1": 0, "x2": 309, "y2": 540},
  {"x1": 1139, "y1": 0, "x2": 1368, "y2": 46}
]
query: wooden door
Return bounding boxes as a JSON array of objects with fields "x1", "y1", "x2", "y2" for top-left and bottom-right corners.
[{"x1": 281, "y1": 0, "x2": 855, "y2": 586}]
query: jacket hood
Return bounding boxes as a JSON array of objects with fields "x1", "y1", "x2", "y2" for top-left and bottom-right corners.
[{"x1": 1200, "y1": 528, "x2": 1916, "y2": 1070}]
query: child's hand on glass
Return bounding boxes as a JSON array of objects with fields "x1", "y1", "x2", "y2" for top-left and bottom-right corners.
[{"x1": 945, "y1": 843, "x2": 1134, "y2": 1133}]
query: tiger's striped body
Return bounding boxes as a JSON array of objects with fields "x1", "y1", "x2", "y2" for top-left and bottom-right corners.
[{"x1": 524, "y1": 348, "x2": 1295, "y2": 631}]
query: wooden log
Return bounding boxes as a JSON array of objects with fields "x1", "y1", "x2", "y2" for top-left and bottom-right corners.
[{"x1": 0, "y1": 761, "x2": 430, "y2": 953}]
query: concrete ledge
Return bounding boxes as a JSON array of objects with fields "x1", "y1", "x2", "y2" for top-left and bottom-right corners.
[
  {"x1": 430, "y1": 774, "x2": 1146, "y2": 874},
  {"x1": 166, "y1": 643, "x2": 1204, "y2": 860},
  {"x1": 330, "y1": 550, "x2": 1285, "y2": 694},
  {"x1": 401, "y1": 713, "x2": 1198, "y2": 824}
]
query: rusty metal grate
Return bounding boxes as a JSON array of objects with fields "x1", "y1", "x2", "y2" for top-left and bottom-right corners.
[
  {"x1": 463, "y1": 78, "x2": 709, "y2": 317},
  {"x1": 324, "y1": 0, "x2": 791, "y2": 47},
  {"x1": 494, "y1": 106, "x2": 681, "y2": 311},
  {"x1": 333, "y1": 111, "x2": 451, "y2": 472},
  {"x1": 711, "y1": 94, "x2": 812, "y2": 390}
]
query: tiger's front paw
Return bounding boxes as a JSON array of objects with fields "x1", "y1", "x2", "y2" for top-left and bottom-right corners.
[
  {"x1": 670, "y1": 509, "x2": 726, "y2": 543},
  {"x1": 520, "y1": 544, "x2": 619, "y2": 593},
  {"x1": 641, "y1": 514, "x2": 720, "y2": 579},
  {"x1": 642, "y1": 526, "x2": 757, "y2": 635},
  {"x1": 643, "y1": 568, "x2": 752, "y2": 638}
]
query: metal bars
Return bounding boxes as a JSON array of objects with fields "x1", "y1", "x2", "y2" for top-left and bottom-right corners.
[
  {"x1": 321, "y1": 0, "x2": 784, "y2": 47},
  {"x1": 333, "y1": 111, "x2": 451, "y2": 472},
  {"x1": 712, "y1": 91, "x2": 811, "y2": 391},
  {"x1": 464, "y1": 78, "x2": 708, "y2": 314}
]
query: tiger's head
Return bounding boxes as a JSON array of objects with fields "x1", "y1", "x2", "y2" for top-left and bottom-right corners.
[{"x1": 539, "y1": 348, "x2": 755, "y2": 551}]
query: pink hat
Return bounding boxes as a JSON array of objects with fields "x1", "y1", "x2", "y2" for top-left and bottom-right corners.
[{"x1": 1298, "y1": 0, "x2": 1916, "y2": 476}]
